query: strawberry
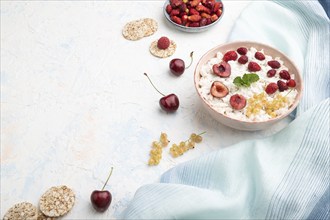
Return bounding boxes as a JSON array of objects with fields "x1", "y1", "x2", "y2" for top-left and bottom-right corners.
[
  {"x1": 196, "y1": 5, "x2": 211, "y2": 14},
  {"x1": 279, "y1": 70, "x2": 291, "y2": 80},
  {"x1": 157, "y1": 37, "x2": 170, "y2": 50},
  {"x1": 277, "y1": 80, "x2": 288, "y2": 91},
  {"x1": 223, "y1": 51, "x2": 238, "y2": 62},
  {"x1": 237, "y1": 47, "x2": 247, "y2": 55},
  {"x1": 188, "y1": 14, "x2": 201, "y2": 22},
  {"x1": 171, "y1": 16, "x2": 182, "y2": 25},
  {"x1": 199, "y1": 18, "x2": 207, "y2": 26},
  {"x1": 267, "y1": 69, "x2": 276, "y2": 77},
  {"x1": 210, "y1": 14, "x2": 218, "y2": 22},
  {"x1": 238, "y1": 55, "x2": 248, "y2": 64},
  {"x1": 265, "y1": 82, "x2": 278, "y2": 95},
  {"x1": 215, "y1": 9, "x2": 222, "y2": 17},
  {"x1": 205, "y1": 0, "x2": 215, "y2": 10},
  {"x1": 248, "y1": 62, "x2": 261, "y2": 72},
  {"x1": 179, "y1": 11, "x2": 187, "y2": 17},
  {"x1": 190, "y1": 0, "x2": 201, "y2": 7},
  {"x1": 182, "y1": 14, "x2": 188, "y2": 25},
  {"x1": 166, "y1": 4, "x2": 173, "y2": 14},
  {"x1": 189, "y1": 8, "x2": 200, "y2": 15},
  {"x1": 255, "y1": 52, "x2": 265, "y2": 61},
  {"x1": 179, "y1": 3, "x2": 187, "y2": 12},
  {"x1": 189, "y1": 22, "x2": 200, "y2": 27},
  {"x1": 286, "y1": 79, "x2": 296, "y2": 87},
  {"x1": 268, "y1": 60, "x2": 281, "y2": 69},
  {"x1": 170, "y1": 9, "x2": 180, "y2": 16},
  {"x1": 170, "y1": 0, "x2": 183, "y2": 8},
  {"x1": 201, "y1": 12, "x2": 211, "y2": 19},
  {"x1": 213, "y1": 1, "x2": 221, "y2": 12}
]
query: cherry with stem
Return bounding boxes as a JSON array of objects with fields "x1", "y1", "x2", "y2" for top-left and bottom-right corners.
[
  {"x1": 90, "y1": 167, "x2": 114, "y2": 212},
  {"x1": 144, "y1": 73, "x2": 180, "y2": 112},
  {"x1": 169, "y1": 51, "x2": 194, "y2": 76}
]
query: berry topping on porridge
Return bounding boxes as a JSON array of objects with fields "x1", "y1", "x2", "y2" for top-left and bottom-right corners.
[
  {"x1": 210, "y1": 81, "x2": 229, "y2": 98},
  {"x1": 197, "y1": 46, "x2": 298, "y2": 122},
  {"x1": 212, "y1": 61, "x2": 231, "y2": 77}
]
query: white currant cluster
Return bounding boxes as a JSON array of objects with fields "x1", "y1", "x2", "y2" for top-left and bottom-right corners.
[
  {"x1": 148, "y1": 133, "x2": 169, "y2": 166},
  {"x1": 169, "y1": 133, "x2": 204, "y2": 158},
  {"x1": 148, "y1": 132, "x2": 205, "y2": 166}
]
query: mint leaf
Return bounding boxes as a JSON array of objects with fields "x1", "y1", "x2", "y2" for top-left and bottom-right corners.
[
  {"x1": 233, "y1": 73, "x2": 259, "y2": 87},
  {"x1": 233, "y1": 77, "x2": 244, "y2": 87},
  {"x1": 242, "y1": 73, "x2": 259, "y2": 84}
]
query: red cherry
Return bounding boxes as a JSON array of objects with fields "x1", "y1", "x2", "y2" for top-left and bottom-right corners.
[
  {"x1": 159, "y1": 94, "x2": 179, "y2": 112},
  {"x1": 212, "y1": 61, "x2": 231, "y2": 77},
  {"x1": 230, "y1": 94, "x2": 246, "y2": 110},
  {"x1": 91, "y1": 167, "x2": 113, "y2": 212},
  {"x1": 169, "y1": 59, "x2": 185, "y2": 75},
  {"x1": 169, "y1": 51, "x2": 194, "y2": 76},
  {"x1": 210, "y1": 81, "x2": 229, "y2": 98},
  {"x1": 91, "y1": 191, "x2": 112, "y2": 212},
  {"x1": 144, "y1": 73, "x2": 179, "y2": 112}
]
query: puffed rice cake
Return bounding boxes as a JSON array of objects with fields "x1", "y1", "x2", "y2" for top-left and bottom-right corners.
[
  {"x1": 149, "y1": 40, "x2": 177, "y2": 58},
  {"x1": 39, "y1": 185, "x2": 75, "y2": 217},
  {"x1": 3, "y1": 202, "x2": 38, "y2": 220},
  {"x1": 122, "y1": 18, "x2": 158, "y2": 40}
]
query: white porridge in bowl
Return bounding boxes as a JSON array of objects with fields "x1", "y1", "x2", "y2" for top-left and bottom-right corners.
[{"x1": 197, "y1": 46, "x2": 298, "y2": 122}]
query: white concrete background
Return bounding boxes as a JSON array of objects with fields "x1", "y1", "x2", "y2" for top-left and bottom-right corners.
[{"x1": 1, "y1": 0, "x2": 290, "y2": 219}]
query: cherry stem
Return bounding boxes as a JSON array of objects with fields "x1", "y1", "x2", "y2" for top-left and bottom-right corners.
[
  {"x1": 144, "y1": 73, "x2": 165, "y2": 97},
  {"x1": 185, "y1": 51, "x2": 194, "y2": 69},
  {"x1": 101, "y1": 167, "x2": 114, "y2": 191}
]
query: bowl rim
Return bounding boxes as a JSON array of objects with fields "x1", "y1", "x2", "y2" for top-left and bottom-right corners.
[
  {"x1": 163, "y1": 0, "x2": 224, "y2": 32},
  {"x1": 194, "y1": 40, "x2": 304, "y2": 125}
]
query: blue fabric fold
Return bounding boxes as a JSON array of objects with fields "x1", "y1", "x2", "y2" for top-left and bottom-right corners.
[{"x1": 122, "y1": 1, "x2": 330, "y2": 219}]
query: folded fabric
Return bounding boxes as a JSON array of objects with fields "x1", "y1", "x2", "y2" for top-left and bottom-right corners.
[
  {"x1": 123, "y1": 98, "x2": 329, "y2": 219},
  {"x1": 122, "y1": 1, "x2": 330, "y2": 219}
]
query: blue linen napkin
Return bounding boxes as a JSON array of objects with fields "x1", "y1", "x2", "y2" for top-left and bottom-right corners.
[{"x1": 122, "y1": 1, "x2": 330, "y2": 219}]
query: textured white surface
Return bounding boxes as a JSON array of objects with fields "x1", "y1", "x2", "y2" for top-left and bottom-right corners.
[{"x1": 1, "y1": 1, "x2": 291, "y2": 219}]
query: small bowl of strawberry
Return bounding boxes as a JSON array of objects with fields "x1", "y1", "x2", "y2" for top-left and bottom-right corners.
[
  {"x1": 164, "y1": 0, "x2": 224, "y2": 32},
  {"x1": 194, "y1": 41, "x2": 303, "y2": 130}
]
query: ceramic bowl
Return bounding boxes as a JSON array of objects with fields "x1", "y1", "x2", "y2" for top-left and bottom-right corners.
[
  {"x1": 194, "y1": 41, "x2": 303, "y2": 131},
  {"x1": 163, "y1": 0, "x2": 224, "y2": 33}
]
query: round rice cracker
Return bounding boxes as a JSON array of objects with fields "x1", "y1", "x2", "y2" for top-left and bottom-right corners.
[
  {"x1": 39, "y1": 185, "x2": 75, "y2": 218},
  {"x1": 149, "y1": 40, "x2": 177, "y2": 58},
  {"x1": 122, "y1": 19, "x2": 146, "y2": 41},
  {"x1": 142, "y1": 18, "x2": 158, "y2": 37},
  {"x1": 3, "y1": 202, "x2": 38, "y2": 220},
  {"x1": 122, "y1": 18, "x2": 158, "y2": 40}
]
